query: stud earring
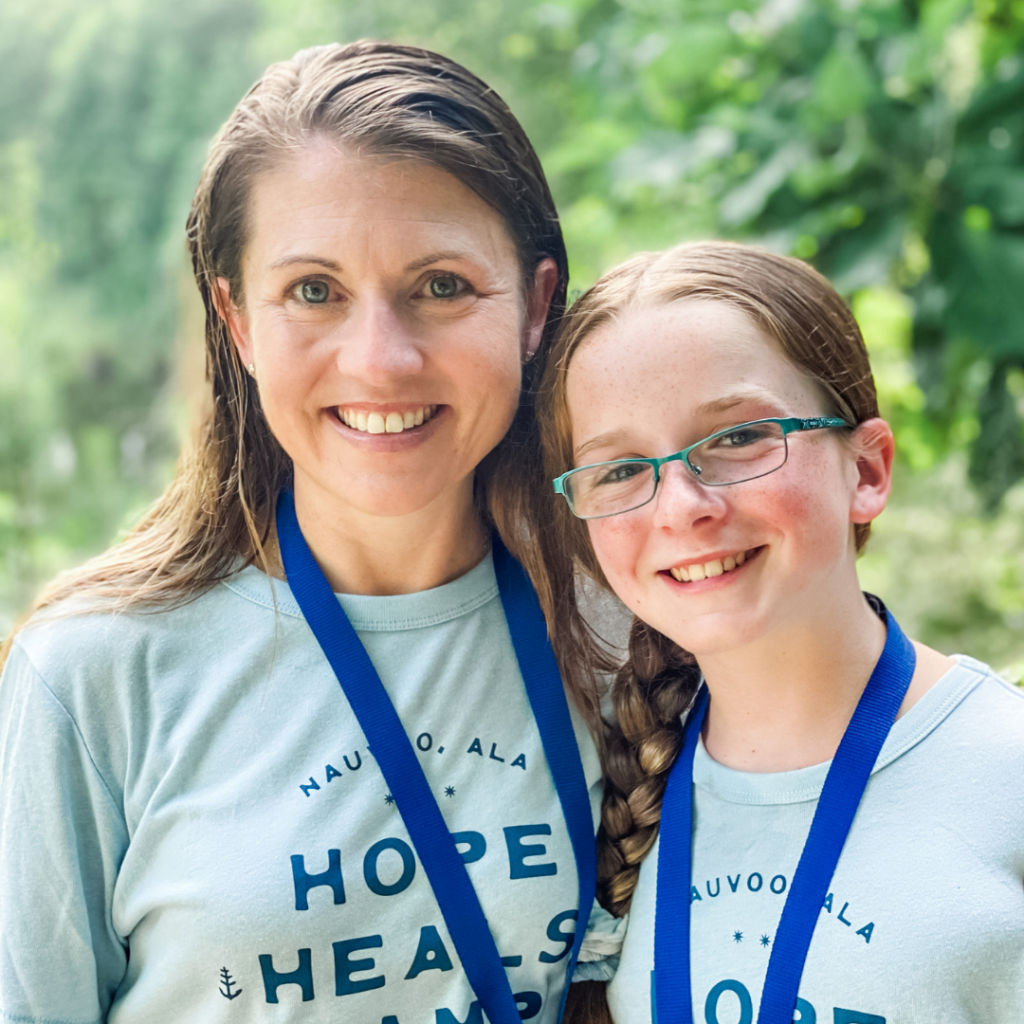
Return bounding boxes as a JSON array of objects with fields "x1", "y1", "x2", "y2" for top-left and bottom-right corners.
[{"x1": 246, "y1": 364, "x2": 255, "y2": 377}]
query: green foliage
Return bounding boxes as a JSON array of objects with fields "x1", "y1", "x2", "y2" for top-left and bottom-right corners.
[
  {"x1": 0, "y1": 0, "x2": 262, "y2": 622},
  {"x1": 1, "y1": 0, "x2": 1023, "y2": 672}
]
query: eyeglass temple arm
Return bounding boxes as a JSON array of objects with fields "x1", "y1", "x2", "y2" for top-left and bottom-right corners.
[{"x1": 786, "y1": 416, "x2": 851, "y2": 432}]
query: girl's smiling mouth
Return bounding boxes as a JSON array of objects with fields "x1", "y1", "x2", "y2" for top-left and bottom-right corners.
[{"x1": 663, "y1": 545, "x2": 764, "y2": 583}]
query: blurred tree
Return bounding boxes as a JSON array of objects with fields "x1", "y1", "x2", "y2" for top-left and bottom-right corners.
[
  {"x1": 511, "y1": 0, "x2": 1024, "y2": 505},
  {"x1": 0, "y1": 0, "x2": 262, "y2": 619}
]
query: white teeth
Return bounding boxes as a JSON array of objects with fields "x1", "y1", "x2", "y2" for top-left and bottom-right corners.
[
  {"x1": 339, "y1": 405, "x2": 436, "y2": 435},
  {"x1": 670, "y1": 549, "x2": 752, "y2": 584}
]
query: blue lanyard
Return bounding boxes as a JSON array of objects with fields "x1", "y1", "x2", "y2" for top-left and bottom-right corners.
[
  {"x1": 654, "y1": 604, "x2": 916, "y2": 1024},
  {"x1": 276, "y1": 490, "x2": 596, "y2": 1024}
]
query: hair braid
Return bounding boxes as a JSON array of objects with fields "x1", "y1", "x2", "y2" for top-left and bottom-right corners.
[{"x1": 599, "y1": 618, "x2": 701, "y2": 916}]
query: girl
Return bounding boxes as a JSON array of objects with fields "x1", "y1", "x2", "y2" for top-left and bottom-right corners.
[
  {"x1": 0, "y1": 42, "x2": 601, "y2": 1024},
  {"x1": 544, "y1": 243, "x2": 1024, "y2": 1023}
]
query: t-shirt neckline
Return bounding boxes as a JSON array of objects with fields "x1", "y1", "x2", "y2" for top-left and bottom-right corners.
[
  {"x1": 221, "y1": 549, "x2": 499, "y2": 632},
  {"x1": 692, "y1": 656, "x2": 990, "y2": 805}
]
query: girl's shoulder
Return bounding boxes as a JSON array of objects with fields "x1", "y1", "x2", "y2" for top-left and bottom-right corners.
[{"x1": 929, "y1": 653, "x2": 1024, "y2": 760}]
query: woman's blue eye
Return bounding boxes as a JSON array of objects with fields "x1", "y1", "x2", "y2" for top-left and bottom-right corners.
[
  {"x1": 300, "y1": 280, "x2": 330, "y2": 304},
  {"x1": 429, "y1": 275, "x2": 460, "y2": 299}
]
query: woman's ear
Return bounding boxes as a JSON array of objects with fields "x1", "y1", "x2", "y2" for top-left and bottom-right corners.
[
  {"x1": 215, "y1": 277, "x2": 254, "y2": 370},
  {"x1": 849, "y1": 417, "x2": 895, "y2": 525},
  {"x1": 523, "y1": 257, "x2": 560, "y2": 361}
]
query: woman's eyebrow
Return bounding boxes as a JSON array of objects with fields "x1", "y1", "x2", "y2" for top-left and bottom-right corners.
[
  {"x1": 405, "y1": 249, "x2": 477, "y2": 271},
  {"x1": 269, "y1": 253, "x2": 342, "y2": 271}
]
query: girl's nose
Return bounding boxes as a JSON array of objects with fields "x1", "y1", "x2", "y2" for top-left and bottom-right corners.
[
  {"x1": 338, "y1": 294, "x2": 425, "y2": 382},
  {"x1": 649, "y1": 459, "x2": 728, "y2": 529}
]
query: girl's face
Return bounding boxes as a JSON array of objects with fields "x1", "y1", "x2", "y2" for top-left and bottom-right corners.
[
  {"x1": 219, "y1": 139, "x2": 556, "y2": 522},
  {"x1": 566, "y1": 299, "x2": 886, "y2": 658}
]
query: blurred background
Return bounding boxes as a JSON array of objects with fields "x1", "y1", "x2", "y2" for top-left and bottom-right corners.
[{"x1": 1, "y1": 0, "x2": 1022, "y2": 678}]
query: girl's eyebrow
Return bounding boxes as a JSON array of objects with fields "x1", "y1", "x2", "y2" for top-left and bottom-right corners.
[
  {"x1": 573, "y1": 389, "x2": 786, "y2": 461},
  {"x1": 695, "y1": 389, "x2": 781, "y2": 415},
  {"x1": 574, "y1": 429, "x2": 630, "y2": 462}
]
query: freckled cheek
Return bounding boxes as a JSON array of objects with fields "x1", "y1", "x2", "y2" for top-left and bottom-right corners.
[
  {"x1": 753, "y1": 477, "x2": 846, "y2": 564},
  {"x1": 587, "y1": 515, "x2": 650, "y2": 597}
]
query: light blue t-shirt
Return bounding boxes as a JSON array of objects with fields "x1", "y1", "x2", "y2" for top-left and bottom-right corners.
[
  {"x1": 0, "y1": 554, "x2": 602, "y2": 1024},
  {"x1": 604, "y1": 657, "x2": 1024, "y2": 1024}
]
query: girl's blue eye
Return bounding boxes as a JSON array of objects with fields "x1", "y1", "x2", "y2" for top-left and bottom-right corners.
[
  {"x1": 718, "y1": 425, "x2": 769, "y2": 447},
  {"x1": 300, "y1": 280, "x2": 330, "y2": 304},
  {"x1": 596, "y1": 462, "x2": 648, "y2": 486},
  {"x1": 429, "y1": 275, "x2": 460, "y2": 299}
]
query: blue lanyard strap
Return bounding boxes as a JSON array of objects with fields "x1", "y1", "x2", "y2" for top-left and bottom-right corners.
[
  {"x1": 491, "y1": 541, "x2": 598, "y2": 1015},
  {"x1": 276, "y1": 490, "x2": 595, "y2": 1024},
  {"x1": 655, "y1": 605, "x2": 916, "y2": 1024}
]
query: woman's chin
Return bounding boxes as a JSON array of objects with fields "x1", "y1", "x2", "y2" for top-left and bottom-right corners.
[{"x1": 294, "y1": 469, "x2": 475, "y2": 523}]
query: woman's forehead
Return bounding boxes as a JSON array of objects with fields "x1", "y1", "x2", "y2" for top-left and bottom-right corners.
[{"x1": 242, "y1": 141, "x2": 516, "y2": 275}]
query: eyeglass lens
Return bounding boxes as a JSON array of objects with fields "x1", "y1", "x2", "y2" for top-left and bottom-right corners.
[
  {"x1": 688, "y1": 420, "x2": 788, "y2": 484},
  {"x1": 566, "y1": 421, "x2": 789, "y2": 517}
]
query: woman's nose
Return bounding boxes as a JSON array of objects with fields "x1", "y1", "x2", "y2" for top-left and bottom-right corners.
[
  {"x1": 650, "y1": 459, "x2": 728, "y2": 529},
  {"x1": 338, "y1": 294, "x2": 425, "y2": 382}
]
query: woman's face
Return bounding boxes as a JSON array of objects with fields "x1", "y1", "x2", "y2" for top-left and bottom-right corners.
[
  {"x1": 220, "y1": 139, "x2": 556, "y2": 521},
  {"x1": 565, "y1": 299, "x2": 887, "y2": 658}
]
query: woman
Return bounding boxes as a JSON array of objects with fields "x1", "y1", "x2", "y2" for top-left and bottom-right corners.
[
  {"x1": 539, "y1": 243, "x2": 1024, "y2": 1022},
  {"x1": 0, "y1": 42, "x2": 602, "y2": 1024}
]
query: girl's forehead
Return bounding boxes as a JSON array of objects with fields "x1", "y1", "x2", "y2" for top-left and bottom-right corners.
[{"x1": 567, "y1": 299, "x2": 810, "y2": 407}]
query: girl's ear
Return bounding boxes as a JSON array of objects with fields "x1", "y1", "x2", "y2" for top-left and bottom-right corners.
[
  {"x1": 523, "y1": 257, "x2": 560, "y2": 361},
  {"x1": 849, "y1": 417, "x2": 895, "y2": 525},
  {"x1": 215, "y1": 277, "x2": 254, "y2": 370}
]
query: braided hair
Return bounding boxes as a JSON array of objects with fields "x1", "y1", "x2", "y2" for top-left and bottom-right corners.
[{"x1": 531, "y1": 242, "x2": 880, "y2": 922}]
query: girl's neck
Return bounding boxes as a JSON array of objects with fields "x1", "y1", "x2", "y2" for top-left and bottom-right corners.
[
  {"x1": 269, "y1": 473, "x2": 489, "y2": 596},
  {"x1": 698, "y1": 586, "x2": 890, "y2": 773}
]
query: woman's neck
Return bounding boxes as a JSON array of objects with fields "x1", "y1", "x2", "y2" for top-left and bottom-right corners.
[
  {"x1": 698, "y1": 587, "x2": 890, "y2": 773},
  {"x1": 268, "y1": 474, "x2": 490, "y2": 596}
]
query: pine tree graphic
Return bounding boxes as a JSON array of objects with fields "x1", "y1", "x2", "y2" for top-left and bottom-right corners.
[{"x1": 219, "y1": 967, "x2": 242, "y2": 1000}]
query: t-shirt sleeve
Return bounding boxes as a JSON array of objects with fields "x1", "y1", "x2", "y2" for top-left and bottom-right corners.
[
  {"x1": 572, "y1": 900, "x2": 627, "y2": 983},
  {"x1": 0, "y1": 641, "x2": 129, "y2": 1023}
]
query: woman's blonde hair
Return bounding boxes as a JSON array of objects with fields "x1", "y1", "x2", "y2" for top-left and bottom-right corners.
[
  {"x1": 535, "y1": 241, "x2": 880, "y2": 918},
  {"x1": 1, "y1": 42, "x2": 594, "y2": 718}
]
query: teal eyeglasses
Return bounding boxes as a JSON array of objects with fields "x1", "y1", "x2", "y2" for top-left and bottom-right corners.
[{"x1": 552, "y1": 416, "x2": 851, "y2": 520}]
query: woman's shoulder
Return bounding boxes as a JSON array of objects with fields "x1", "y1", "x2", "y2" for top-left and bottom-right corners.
[{"x1": 9, "y1": 566, "x2": 278, "y2": 704}]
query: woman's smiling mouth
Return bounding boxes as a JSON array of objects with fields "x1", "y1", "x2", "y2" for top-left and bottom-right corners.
[
  {"x1": 666, "y1": 545, "x2": 763, "y2": 583},
  {"x1": 333, "y1": 404, "x2": 440, "y2": 434}
]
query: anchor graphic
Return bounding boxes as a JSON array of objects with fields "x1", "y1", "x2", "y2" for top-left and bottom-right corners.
[{"x1": 219, "y1": 967, "x2": 242, "y2": 1000}]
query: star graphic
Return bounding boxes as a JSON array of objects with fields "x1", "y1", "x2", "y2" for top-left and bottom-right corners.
[
  {"x1": 760, "y1": 934, "x2": 771, "y2": 947},
  {"x1": 384, "y1": 793, "x2": 395, "y2": 805},
  {"x1": 732, "y1": 931, "x2": 743, "y2": 943},
  {"x1": 444, "y1": 786, "x2": 456, "y2": 797}
]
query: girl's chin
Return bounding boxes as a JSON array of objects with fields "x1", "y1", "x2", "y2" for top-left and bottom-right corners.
[{"x1": 646, "y1": 614, "x2": 772, "y2": 661}]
